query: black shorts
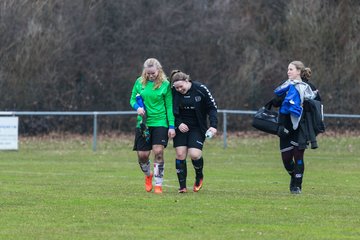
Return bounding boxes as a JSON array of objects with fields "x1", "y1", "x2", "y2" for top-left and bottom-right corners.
[
  {"x1": 173, "y1": 128, "x2": 205, "y2": 150},
  {"x1": 279, "y1": 130, "x2": 299, "y2": 152},
  {"x1": 133, "y1": 126, "x2": 169, "y2": 151}
]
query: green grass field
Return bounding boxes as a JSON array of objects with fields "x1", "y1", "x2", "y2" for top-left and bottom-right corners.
[{"x1": 0, "y1": 134, "x2": 359, "y2": 239}]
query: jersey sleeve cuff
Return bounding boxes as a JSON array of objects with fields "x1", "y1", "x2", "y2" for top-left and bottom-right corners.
[{"x1": 133, "y1": 103, "x2": 140, "y2": 110}]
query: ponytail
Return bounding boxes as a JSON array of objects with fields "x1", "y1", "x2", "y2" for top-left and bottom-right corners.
[{"x1": 302, "y1": 67, "x2": 312, "y2": 80}]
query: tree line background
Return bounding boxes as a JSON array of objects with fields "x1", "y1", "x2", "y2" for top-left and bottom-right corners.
[{"x1": 0, "y1": 0, "x2": 359, "y2": 134}]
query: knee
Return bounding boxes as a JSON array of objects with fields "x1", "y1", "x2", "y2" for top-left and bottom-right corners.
[
  {"x1": 189, "y1": 153, "x2": 202, "y2": 160},
  {"x1": 191, "y1": 156, "x2": 202, "y2": 161},
  {"x1": 175, "y1": 147, "x2": 188, "y2": 160},
  {"x1": 153, "y1": 148, "x2": 163, "y2": 157},
  {"x1": 153, "y1": 148, "x2": 164, "y2": 162},
  {"x1": 176, "y1": 152, "x2": 187, "y2": 160},
  {"x1": 138, "y1": 152, "x2": 150, "y2": 162}
]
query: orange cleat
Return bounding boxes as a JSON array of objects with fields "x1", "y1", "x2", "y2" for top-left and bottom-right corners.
[
  {"x1": 193, "y1": 178, "x2": 203, "y2": 192},
  {"x1": 145, "y1": 172, "x2": 153, "y2": 192},
  {"x1": 154, "y1": 186, "x2": 163, "y2": 194}
]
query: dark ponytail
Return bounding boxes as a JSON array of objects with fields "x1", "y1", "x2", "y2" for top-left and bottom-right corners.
[{"x1": 302, "y1": 67, "x2": 312, "y2": 81}]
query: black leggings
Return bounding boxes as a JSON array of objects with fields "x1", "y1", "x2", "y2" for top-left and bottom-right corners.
[{"x1": 281, "y1": 147, "x2": 305, "y2": 187}]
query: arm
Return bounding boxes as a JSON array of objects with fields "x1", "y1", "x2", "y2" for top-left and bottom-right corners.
[
  {"x1": 164, "y1": 83, "x2": 175, "y2": 138},
  {"x1": 199, "y1": 84, "x2": 218, "y2": 136},
  {"x1": 172, "y1": 88, "x2": 183, "y2": 129},
  {"x1": 272, "y1": 79, "x2": 288, "y2": 107},
  {"x1": 130, "y1": 80, "x2": 146, "y2": 118},
  {"x1": 307, "y1": 81, "x2": 322, "y2": 101},
  {"x1": 164, "y1": 83, "x2": 175, "y2": 128},
  {"x1": 202, "y1": 84, "x2": 218, "y2": 129},
  {"x1": 271, "y1": 93, "x2": 285, "y2": 108},
  {"x1": 130, "y1": 78, "x2": 142, "y2": 110}
]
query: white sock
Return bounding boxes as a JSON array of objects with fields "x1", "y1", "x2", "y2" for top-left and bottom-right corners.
[{"x1": 154, "y1": 162, "x2": 164, "y2": 186}]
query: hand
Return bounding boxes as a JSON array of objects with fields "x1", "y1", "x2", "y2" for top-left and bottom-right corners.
[
  {"x1": 178, "y1": 123, "x2": 189, "y2": 133},
  {"x1": 206, "y1": 127, "x2": 217, "y2": 136},
  {"x1": 137, "y1": 107, "x2": 145, "y2": 117},
  {"x1": 168, "y1": 129, "x2": 176, "y2": 139},
  {"x1": 277, "y1": 125, "x2": 289, "y2": 138}
]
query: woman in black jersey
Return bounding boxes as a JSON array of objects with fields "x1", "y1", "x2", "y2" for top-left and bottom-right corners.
[{"x1": 170, "y1": 70, "x2": 218, "y2": 193}]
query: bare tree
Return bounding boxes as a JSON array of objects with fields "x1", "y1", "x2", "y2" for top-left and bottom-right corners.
[{"x1": 0, "y1": 0, "x2": 359, "y2": 133}]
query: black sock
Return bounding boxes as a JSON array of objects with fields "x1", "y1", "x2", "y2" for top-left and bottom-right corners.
[
  {"x1": 293, "y1": 148, "x2": 305, "y2": 189},
  {"x1": 192, "y1": 157, "x2": 203, "y2": 179},
  {"x1": 294, "y1": 159, "x2": 304, "y2": 189},
  {"x1": 176, "y1": 159, "x2": 187, "y2": 189}
]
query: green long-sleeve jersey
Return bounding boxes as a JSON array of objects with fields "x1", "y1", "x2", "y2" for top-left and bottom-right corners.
[{"x1": 130, "y1": 77, "x2": 175, "y2": 128}]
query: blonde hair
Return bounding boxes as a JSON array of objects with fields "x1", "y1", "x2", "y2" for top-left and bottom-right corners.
[
  {"x1": 141, "y1": 58, "x2": 167, "y2": 89},
  {"x1": 170, "y1": 70, "x2": 190, "y2": 86},
  {"x1": 290, "y1": 60, "x2": 312, "y2": 80}
]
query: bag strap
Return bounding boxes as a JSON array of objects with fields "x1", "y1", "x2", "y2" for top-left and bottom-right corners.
[{"x1": 264, "y1": 100, "x2": 273, "y2": 110}]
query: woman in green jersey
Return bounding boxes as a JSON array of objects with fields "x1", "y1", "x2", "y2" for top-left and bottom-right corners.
[{"x1": 130, "y1": 58, "x2": 176, "y2": 194}]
